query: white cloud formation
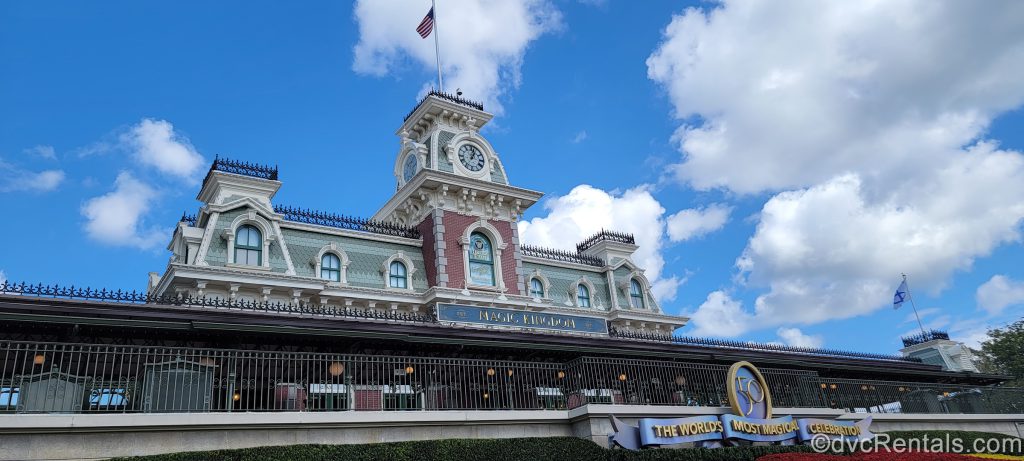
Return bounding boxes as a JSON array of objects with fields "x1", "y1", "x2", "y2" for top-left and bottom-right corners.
[
  {"x1": 24, "y1": 145, "x2": 56, "y2": 160},
  {"x1": 666, "y1": 204, "x2": 731, "y2": 242},
  {"x1": 352, "y1": 0, "x2": 562, "y2": 113},
  {"x1": 571, "y1": 130, "x2": 588, "y2": 144},
  {"x1": 649, "y1": 1, "x2": 1024, "y2": 337},
  {"x1": 517, "y1": 184, "x2": 684, "y2": 302},
  {"x1": 687, "y1": 291, "x2": 752, "y2": 337},
  {"x1": 776, "y1": 327, "x2": 824, "y2": 349},
  {"x1": 120, "y1": 119, "x2": 205, "y2": 181},
  {"x1": 0, "y1": 160, "x2": 65, "y2": 193},
  {"x1": 81, "y1": 172, "x2": 165, "y2": 249},
  {"x1": 976, "y1": 275, "x2": 1024, "y2": 315}
]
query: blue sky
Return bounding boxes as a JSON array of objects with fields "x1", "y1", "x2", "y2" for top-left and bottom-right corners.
[{"x1": 1, "y1": 1, "x2": 1023, "y2": 355}]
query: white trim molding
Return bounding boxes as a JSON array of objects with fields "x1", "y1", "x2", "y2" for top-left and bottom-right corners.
[
  {"x1": 313, "y1": 243, "x2": 350, "y2": 285},
  {"x1": 382, "y1": 252, "x2": 417, "y2": 292},
  {"x1": 445, "y1": 131, "x2": 498, "y2": 181},
  {"x1": 459, "y1": 220, "x2": 508, "y2": 291},
  {"x1": 573, "y1": 277, "x2": 598, "y2": 309}
]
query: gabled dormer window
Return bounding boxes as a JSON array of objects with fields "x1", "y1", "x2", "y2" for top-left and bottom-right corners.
[
  {"x1": 629, "y1": 279, "x2": 644, "y2": 309},
  {"x1": 234, "y1": 225, "x2": 262, "y2": 266},
  {"x1": 321, "y1": 254, "x2": 341, "y2": 282},
  {"x1": 389, "y1": 261, "x2": 408, "y2": 289},
  {"x1": 577, "y1": 284, "x2": 591, "y2": 308}
]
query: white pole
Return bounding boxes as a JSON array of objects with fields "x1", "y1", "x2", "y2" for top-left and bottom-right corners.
[
  {"x1": 903, "y1": 274, "x2": 927, "y2": 336},
  {"x1": 432, "y1": 0, "x2": 443, "y2": 92}
]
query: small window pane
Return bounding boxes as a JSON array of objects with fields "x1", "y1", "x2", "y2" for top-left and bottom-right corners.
[
  {"x1": 389, "y1": 261, "x2": 407, "y2": 288},
  {"x1": 530, "y1": 278, "x2": 544, "y2": 298},
  {"x1": 577, "y1": 284, "x2": 591, "y2": 308},
  {"x1": 630, "y1": 279, "x2": 644, "y2": 308}
]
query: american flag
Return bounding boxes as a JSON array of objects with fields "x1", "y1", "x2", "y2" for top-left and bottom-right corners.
[{"x1": 416, "y1": 7, "x2": 434, "y2": 38}]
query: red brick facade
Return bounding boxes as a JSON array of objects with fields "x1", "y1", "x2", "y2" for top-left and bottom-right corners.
[
  {"x1": 438, "y1": 211, "x2": 521, "y2": 295},
  {"x1": 416, "y1": 213, "x2": 438, "y2": 287}
]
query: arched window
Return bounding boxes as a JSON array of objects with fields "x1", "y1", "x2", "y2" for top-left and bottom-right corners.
[
  {"x1": 234, "y1": 225, "x2": 262, "y2": 266},
  {"x1": 577, "y1": 284, "x2": 591, "y2": 308},
  {"x1": 530, "y1": 278, "x2": 544, "y2": 298},
  {"x1": 629, "y1": 279, "x2": 644, "y2": 309},
  {"x1": 321, "y1": 253, "x2": 341, "y2": 282},
  {"x1": 467, "y1": 232, "x2": 495, "y2": 286},
  {"x1": 389, "y1": 261, "x2": 407, "y2": 288}
]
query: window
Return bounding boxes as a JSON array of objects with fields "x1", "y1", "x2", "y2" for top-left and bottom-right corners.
[
  {"x1": 234, "y1": 225, "x2": 262, "y2": 266},
  {"x1": 629, "y1": 279, "x2": 644, "y2": 309},
  {"x1": 321, "y1": 253, "x2": 341, "y2": 282},
  {"x1": 389, "y1": 261, "x2": 408, "y2": 288},
  {"x1": 467, "y1": 232, "x2": 495, "y2": 286},
  {"x1": 530, "y1": 278, "x2": 544, "y2": 298},
  {"x1": 577, "y1": 284, "x2": 591, "y2": 308}
]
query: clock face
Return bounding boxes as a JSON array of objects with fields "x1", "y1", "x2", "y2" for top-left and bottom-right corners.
[
  {"x1": 402, "y1": 154, "x2": 418, "y2": 183},
  {"x1": 458, "y1": 145, "x2": 486, "y2": 172}
]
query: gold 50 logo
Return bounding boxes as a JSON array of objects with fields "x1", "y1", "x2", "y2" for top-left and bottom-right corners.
[{"x1": 727, "y1": 361, "x2": 774, "y2": 419}]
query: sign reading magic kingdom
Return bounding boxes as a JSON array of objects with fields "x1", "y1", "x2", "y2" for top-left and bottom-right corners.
[
  {"x1": 610, "y1": 361, "x2": 875, "y2": 449},
  {"x1": 436, "y1": 303, "x2": 609, "y2": 334}
]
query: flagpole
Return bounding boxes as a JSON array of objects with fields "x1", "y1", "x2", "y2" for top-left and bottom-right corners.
[
  {"x1": 432, "y1": 0, "x2": 443, "y2": 92},
  {"x1": 902, "y1": 273, "x2": 927, "y2": 336}
]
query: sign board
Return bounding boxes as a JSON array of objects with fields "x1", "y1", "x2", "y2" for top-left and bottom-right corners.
[
  {"x1": 609, "y1": 361, "x2": 875, "y2": 449},
  {"x1": 436, "y1": 303, "x2": 608, "y2": 335}
]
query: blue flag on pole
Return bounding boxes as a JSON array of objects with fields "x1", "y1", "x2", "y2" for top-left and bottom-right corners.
[{"x1": 893, "y1": 280, "x2": 908, "y2": 310}]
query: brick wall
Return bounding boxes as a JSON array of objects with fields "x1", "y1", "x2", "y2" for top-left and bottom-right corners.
[
  {"x1": 440, "y1": 211, "x2": 521, "y2": 295},
  {"x1": 416, "y1": 214, "x2": 437, "y2": 287}
]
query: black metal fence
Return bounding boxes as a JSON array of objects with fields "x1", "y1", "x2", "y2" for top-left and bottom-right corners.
[
  {"x1": 2, "y1": 341, "x2": 1021, "y2": 415},
  {"x1": 273, "y1": 205, "x2": 421, "y2": 239},
  {"x1": 521, "y1": 245, "x2": 605, "y2": 267}
]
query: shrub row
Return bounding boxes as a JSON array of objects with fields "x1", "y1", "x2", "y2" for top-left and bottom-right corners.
[{"x1": 110, "y1": 430, "x2": 1023, "y2": 461}]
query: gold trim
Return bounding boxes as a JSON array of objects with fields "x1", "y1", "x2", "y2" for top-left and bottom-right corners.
[{"x1": 727, "y1": 361, "x2": 774, "y2": 419}]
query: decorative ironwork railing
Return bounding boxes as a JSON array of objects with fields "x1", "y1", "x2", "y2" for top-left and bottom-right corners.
[
  {"x1": 901, "y1": 329, "x2": 951, "y2": 347},
  {"x1": 609, "y1": 327, "x2": 922, "y2": 363},
  {"x1": 0, "y1": 281, "x2": 433, "y2": 324},
  {"x1": 1, "y1": 341, "x2": 1021, "y2": 415},
  {"x1": 273, "y1": 205, "x2": 421, "y2": 239},
  {"x1": 403, "y1": 90, "x2": 485, "y2": 122},
  {"x1": 180, "y1": 212, "x2": 197, "y2": 227},
  {"x1": 208, "y1": 155, "x2": 278, "y2": 181},
  {"x1": 520, "y1": 245, "x2": 605, "y2": 267},
  {"x1": 576, "y1": 230, "x2": 635, "y2": 254}
]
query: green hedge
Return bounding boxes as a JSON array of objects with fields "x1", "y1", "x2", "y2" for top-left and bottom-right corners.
[{"x1": 109, "y1": 430, "x2": 1023, "y2": 461}]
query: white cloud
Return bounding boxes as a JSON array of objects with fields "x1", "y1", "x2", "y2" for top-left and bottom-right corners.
[
  {"x1": 648, "y1": 1, "x2": 1024, "y2": 194},
  {"x1": 976, "y1": 275, "x2": 1024, "y2": 315},
  {"x1": 0, "y1": 160, "x2": 65, "y2": 193},
  {"x1": 649, "y1": 1, "x2": 1024, "y2": 337},
  {"x1": 81, "y1": 172, "x2": 165, "y2": 249},
  {"x1": 666, "y1": 204, "x2": 731, "y2": 242},
  {"x1": 517, "y1": 184, "x2": 684, "y2": 302},
  {"x1": 571, "y1": 130, "x2": 588, "y2": 144},
  {"x1": 776, "y1": 327, "x2": 824, "y2": 349},
  {"x1": 0, "y1": 270, "x2": 6, "y2": 286},
  {"x1": 120, "y1": 119, "x2": 205, "y2": 181},
  {"x1": 352, "y1": 0, "x2": 562, "y2": 114},
  {"x1": 687, "y1": 291, "x2": 753, "y2": 337},
  {"x1": 24, "y1": 145, "x2": 56, "y2": 160}
]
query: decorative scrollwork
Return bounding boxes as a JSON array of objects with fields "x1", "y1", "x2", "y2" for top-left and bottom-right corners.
[
  {"x1": 0, "y1": 281, "x2": 435, "y2": 324},
  {"x1": 273, "y1": 205, "x2": 421, "y2": 239},
  {"x1": 208, "y1": 155, "x2": 278, "y2": 181},
  {"x1": 520, "y1": 245, "x2": 604, "y2": 267}
]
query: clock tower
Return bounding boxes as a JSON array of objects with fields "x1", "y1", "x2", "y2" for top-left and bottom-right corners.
[{"x1": 374, "y1": 91, "x2": 544, "y2": 295}]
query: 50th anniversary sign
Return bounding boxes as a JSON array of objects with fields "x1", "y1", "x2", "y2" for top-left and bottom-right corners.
[{"x1": 610, "y1": 361, "x2": 875, "y2": 450}]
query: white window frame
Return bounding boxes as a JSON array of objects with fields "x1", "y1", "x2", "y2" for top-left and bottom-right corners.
[
  {"x1": 314, "y1": 243, "x2": 350, "y2": 285},
  {"x1": 459, "y1": 220, "x2": 507, "y2": 292},
  {"x1": 223, "y1": 211, "x2": 274, "y2": 270},
  {"x1": 382, "y1": 252, "x2": 417, "y2": 292}
]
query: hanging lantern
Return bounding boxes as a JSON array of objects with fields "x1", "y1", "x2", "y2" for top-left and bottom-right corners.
[
  {"x1": 674, "y1": 375, "x2": 687, "y2": 386},
  {"x1": 506, "y1": 369, "x2": 514, "y2": 377},
  {"x1": 829, "y1": 384, "x2": 837, "y2": 390},
  {"x1": 820, "y1": 383, "x2": 827, "y2": 389},
  {"x1": 483, "y1": 392, "x2": 490, "y2": 399},
  {"x1": 32, "y1": 354, "x2": 45, "y2": 366},
  {"x1": 618, "y1": 373, "x2": 627, "y2": 382},
  {"x1": 486, "y1": 368, "x2": 495, "y2": 377},
  {"x1": 557, "y1": 371, "x2": 565, "y2": 379},
  {"x1": 405, "y1": 365, "x2": 415, "y2": 375},
  {"x1": 329, "y1": 362, "x2": 344, "y2": 377},
  {"x1": 232, "y1": 392, "x2": 241, "y2": 402}
]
